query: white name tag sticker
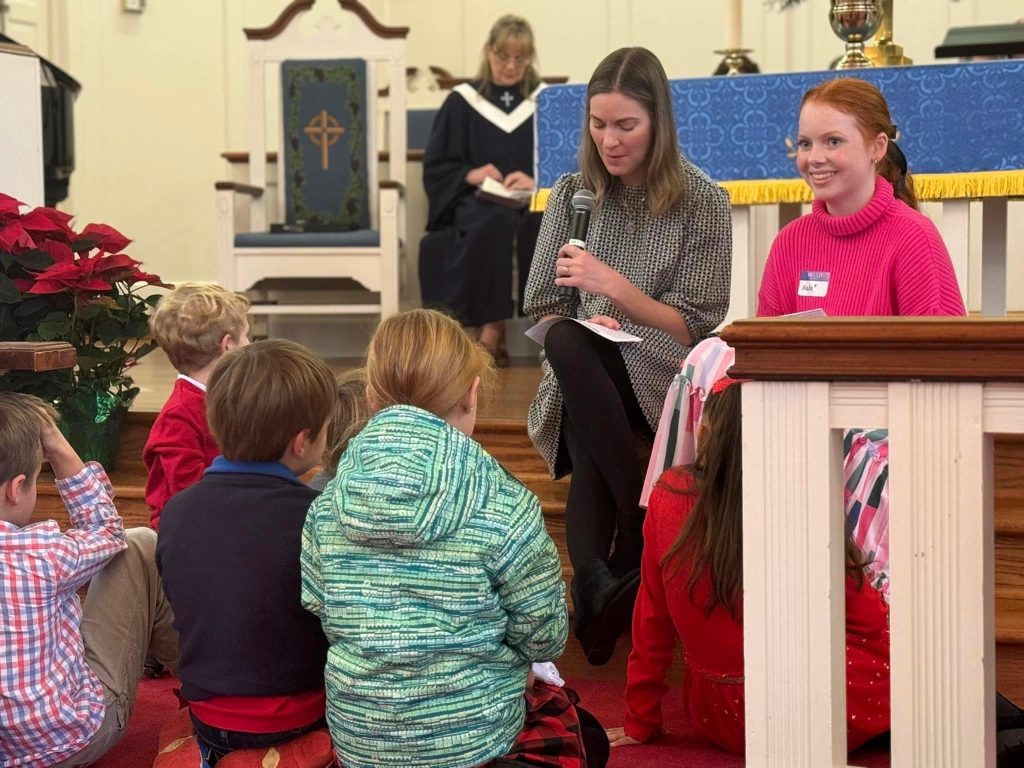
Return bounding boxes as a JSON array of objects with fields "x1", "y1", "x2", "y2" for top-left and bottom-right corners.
[{"x1": 798, "y1": 270, "x2": 830, "y2": 297}]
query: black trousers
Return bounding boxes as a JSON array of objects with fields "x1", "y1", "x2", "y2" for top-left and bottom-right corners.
[{"x1": 544, "y1": 319, "x2": 652, "y2": 576}]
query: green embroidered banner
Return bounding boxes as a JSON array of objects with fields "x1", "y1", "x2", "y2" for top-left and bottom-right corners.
[{"x1": 281, "y1": 59, "x2": 369, "y2": 231}]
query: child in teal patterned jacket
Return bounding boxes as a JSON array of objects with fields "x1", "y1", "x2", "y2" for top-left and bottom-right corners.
[{"x1": 300, "y1": 309, "x2": 572, "y2": 768}]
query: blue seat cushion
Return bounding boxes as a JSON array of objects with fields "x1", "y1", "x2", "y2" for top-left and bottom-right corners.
[
  {"x1": 407, "y1": 109, "x2": 438, "y2": 151},
  {"x1": 235, "y1": 229, "x2": 380, "y2": 248}
]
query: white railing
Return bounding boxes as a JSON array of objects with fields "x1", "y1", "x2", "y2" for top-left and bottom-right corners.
[{"x1": 720, "y1": 317, "x2": 1024, "y2": 768}]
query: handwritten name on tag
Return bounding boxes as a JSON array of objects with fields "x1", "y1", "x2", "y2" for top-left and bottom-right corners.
[{"x1": 797, "y1": 270, "x2": 830, "y2": 297}]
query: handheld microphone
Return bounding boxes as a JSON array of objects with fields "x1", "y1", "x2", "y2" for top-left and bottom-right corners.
[{"x1": 557, "y1": 188, "x2": 597, "y2": 298}]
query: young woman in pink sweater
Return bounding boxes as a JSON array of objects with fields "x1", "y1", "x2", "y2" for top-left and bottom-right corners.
[{"x1": 757, "y1": 77, "x2": 965, "y2": 318}]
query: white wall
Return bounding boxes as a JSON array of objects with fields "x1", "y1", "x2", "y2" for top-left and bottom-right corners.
[
  {"x1": 62, "y1": 0, "x2": 227, "y2": 287},
  {"x1": 50, "y1": 0, "x2": 1024, "y2": 308}
]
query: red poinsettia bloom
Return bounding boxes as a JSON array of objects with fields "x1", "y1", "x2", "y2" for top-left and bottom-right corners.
[
  {"x1": 129, "y1": 269, "x2": 171, "y2": 289},
  {"x1": 37, "y1": 239, "x2": 74, "y2": 264},
  {"x1": 19, "y1": 259, "x2": 114, "y2": 294},
  {"x1": 2, "y1": 195, "x2": 167, "y2": 415},
  {"x1": 0, "y1": 193, "x2": 25, "y2": 223},
  {"x1": 0, "y1": 220, "x2": 35, "y2": 253},
  {"x1": 73, "y1": 223, "x2": 132, "y2": 255},
  {"x1": 20, "y1": 208, "x2": 75, "y2": 243}
]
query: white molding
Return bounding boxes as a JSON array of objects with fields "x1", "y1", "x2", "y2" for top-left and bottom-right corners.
[
  {"x1": 983, "y1": 384, "x2": 1024, "y2": 435},
  {"x1": 829, "y1": 382, "x2": 889, "y2": 430},
  {"x1": 887, "y1": 382, "x2": 996, "y2": 767},
  {"x1": 940, "y1": 199, "x2": 971, "y2": 310},
  {"x1": 745, "y1": 376, "x2": 1023, "y2": 765},
  {"x1": 742, "y1": 381, "x2": 847, "y2": 767},
  {"x1": 982, "y1": 198, "x2": 1008, "y2": 316},
  {"x1": 724, "y1": 204, "x2": 755, "y2": 327}
]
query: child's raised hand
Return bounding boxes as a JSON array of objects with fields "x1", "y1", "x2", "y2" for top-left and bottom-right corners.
[
  {"x1": 605, "y1": 726, "x2": 643, "y2": 747},
  {"x1": 39, "y1": 409, "x2": 85, "y2": 479}
]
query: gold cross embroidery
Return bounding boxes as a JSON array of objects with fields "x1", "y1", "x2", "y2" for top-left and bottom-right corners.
[{"x1": 304, "y1": 109, "x2": 345, "y2": 170}]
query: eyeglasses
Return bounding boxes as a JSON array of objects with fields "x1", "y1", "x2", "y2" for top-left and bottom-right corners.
[{"x1": 492, "y1": 50, "x2": 531, "y2": 66}]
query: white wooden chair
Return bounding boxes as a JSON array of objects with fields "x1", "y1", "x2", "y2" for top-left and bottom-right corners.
[{"x1": 215, "y1": 0, "x2": 407, "y2": 320}]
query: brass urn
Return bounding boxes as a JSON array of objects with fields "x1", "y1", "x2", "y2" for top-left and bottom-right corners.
[{"x1": 829, "y1": 0, "x2": 883, "y2": 69}]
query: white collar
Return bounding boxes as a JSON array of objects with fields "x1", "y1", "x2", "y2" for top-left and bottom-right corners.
[
  {"x1": 177, "y1": 373, "x2": 207, "y2": 392},
  {"x1": 453, "y1": 82, "x2": 545, "y2": 134}
]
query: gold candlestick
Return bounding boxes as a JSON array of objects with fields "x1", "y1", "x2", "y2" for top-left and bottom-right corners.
[
  {"x1": 713, "y1": 48, "x2": 758, "y2": 76},
  {"x1": 865, "y1": 0, "x2": 913, "y2": 66}
]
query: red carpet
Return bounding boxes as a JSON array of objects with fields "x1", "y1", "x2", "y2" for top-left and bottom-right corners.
[
  {"x1": 93, "y1": 676, "x2": 181, "y2": 768},
  {"x1": 94, "y1": 676, "x2": 890, "y2": 767},
  {"x1": 571, "y1": 678, "x2": 890, "y2": 768}
]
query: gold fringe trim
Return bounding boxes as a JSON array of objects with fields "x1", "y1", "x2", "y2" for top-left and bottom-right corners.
[
  {"x1": 533, "y1": 170, "x2": 1024, "y2": 210},
  {"x1": 723, "y1": 171, "x2": 1024, "y2": 205},
  {"x1": 913, "y1": 171, "x2": 1024, "y2": 201}
]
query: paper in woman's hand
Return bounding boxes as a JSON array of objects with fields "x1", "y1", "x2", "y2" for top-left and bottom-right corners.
[{"x1": 525, "y1": 316, "x2": 643, "y2": 346}]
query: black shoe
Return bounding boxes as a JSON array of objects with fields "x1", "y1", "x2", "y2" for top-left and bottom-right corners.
[
  {"x1": 571, "y1": 561, "x2": 641, "y2": 666},
  {"x1": 998, "y1": 692, "x2": 1024, "y2": 731},
  {"x1": 142, "y1": 655, "x2": 164, "y2": 679},
  {"x1": 997, "y1": 727, "x2": 1024, "y2": 768}
]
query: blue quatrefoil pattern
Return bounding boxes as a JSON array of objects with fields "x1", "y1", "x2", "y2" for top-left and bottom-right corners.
[{"x1": 535, "y1": 61, "x2": 1024, "y2": 187}]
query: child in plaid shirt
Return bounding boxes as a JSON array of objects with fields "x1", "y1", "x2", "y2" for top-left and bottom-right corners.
[{"x1": 0, "y1": 393, "x2": 177, "y2": 767}]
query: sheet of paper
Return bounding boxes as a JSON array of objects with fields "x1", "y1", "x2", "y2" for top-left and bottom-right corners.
[
  {"x1": 781, "y1": 308, "x2": 827, "y2": 318},
  {"x1": 525, "y1": 317, "x2": 643, "y2": 346}
]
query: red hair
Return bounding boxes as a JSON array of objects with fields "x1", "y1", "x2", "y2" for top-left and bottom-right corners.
[{"x1": 801, "y1": 77, "x2": 917, "y2": 210}]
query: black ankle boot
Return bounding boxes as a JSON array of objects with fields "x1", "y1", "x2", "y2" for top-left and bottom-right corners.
[
  {"x1": 998, "y1": 728, "x2": 1024, "y2": 767},
  {"x1": 571, "y1": 560, "x2": 641, "y2": 666}
]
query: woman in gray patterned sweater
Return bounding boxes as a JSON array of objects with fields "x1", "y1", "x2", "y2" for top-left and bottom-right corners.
[{"x1": 523, "y1": 47, "x2": 732, "y2": 665}]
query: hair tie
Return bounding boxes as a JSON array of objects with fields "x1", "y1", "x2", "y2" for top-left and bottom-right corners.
[
  {"x1": 711, "y1": 375, "x2": 750, "y2": 395},
  {"x1": 886, "y1": 139, "x2": 908, "y2": 194}
]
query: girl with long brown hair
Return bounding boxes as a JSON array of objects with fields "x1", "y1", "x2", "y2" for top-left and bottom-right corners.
[{"x1": 606, "y1": 377, "x2": 891, "y2": 755}]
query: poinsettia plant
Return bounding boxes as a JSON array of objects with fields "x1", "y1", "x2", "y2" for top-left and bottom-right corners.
[{"x1": 0, "y1": 192, "x2": 169, "y2": 409}]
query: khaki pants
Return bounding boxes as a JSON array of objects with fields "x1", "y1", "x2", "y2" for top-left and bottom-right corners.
[{"x1": 48, "y1": 528, "x2": 178, "y2": 768}]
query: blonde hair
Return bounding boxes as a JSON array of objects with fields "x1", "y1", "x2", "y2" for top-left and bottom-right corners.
[
  {"x1": 475, "y1": 14, "x2": 541, "y2": 98},
  {"x1": 366, "y1": 309, "x2": 496, "y2": 419},
  {"x1": 322, "y1": 368, "x2": 371, "y2": 478},
  {"x1": 579, "y1": 47, "x2": 685, "y2": 216},
  {"x1": 0, "y1": 393, "x2": 57, "y2": 485},
  {"x1": 207, "y1": 339, "x2": 337, "y2": 462},
  {"x1": 150, "y1": 283, "x2": 250, "y2": 373}
]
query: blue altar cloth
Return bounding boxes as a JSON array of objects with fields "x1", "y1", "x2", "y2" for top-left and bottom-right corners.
[{"x1": 535, "y1": 61, "x2": 1024, "y2": 187}]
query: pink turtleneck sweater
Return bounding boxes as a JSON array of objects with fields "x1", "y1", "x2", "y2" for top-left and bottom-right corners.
[{"x1": 757, "y1": 177, "x2": 966, "y2": 317}]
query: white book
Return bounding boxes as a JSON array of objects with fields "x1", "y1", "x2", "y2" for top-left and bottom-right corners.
[{"x1": 475, "y1": 176, "x2": 533, "y2": 208}]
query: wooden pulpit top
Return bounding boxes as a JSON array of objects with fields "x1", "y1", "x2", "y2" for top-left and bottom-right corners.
[
  {"x1": 0, "y1": 342, "x2": 77, "y2": 372},
  {"x1": 720, "y1": 317, "x2": 1024, "y2": 382}
]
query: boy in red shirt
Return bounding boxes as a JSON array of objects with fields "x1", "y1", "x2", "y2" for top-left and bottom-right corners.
[{"x1": 143, "y1": 283, "x2": 250, "y2": 529}]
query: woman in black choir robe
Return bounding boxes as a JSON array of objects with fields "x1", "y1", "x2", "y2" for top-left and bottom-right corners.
[{"x1": 419, "y1": 14, "x2": 544, "y2": 366}]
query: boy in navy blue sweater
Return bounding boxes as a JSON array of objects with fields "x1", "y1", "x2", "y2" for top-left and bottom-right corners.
[{"x1": 156, "y1": 339, "x2": 336, "y2": 762}]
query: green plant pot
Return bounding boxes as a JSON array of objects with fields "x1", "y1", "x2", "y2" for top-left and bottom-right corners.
[{"x1": 57, "y1": 389, "x2": 129, "y2": 471}]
